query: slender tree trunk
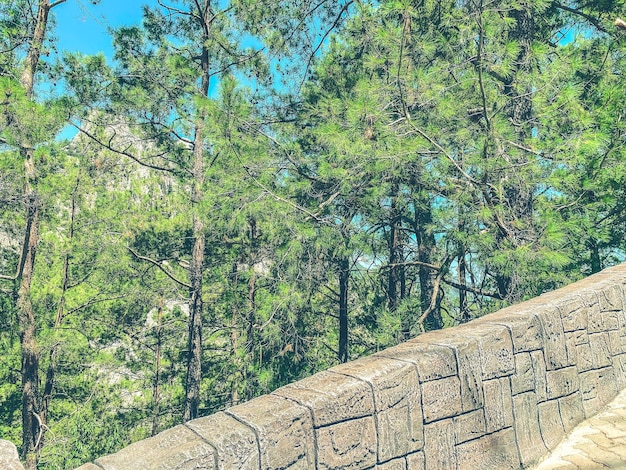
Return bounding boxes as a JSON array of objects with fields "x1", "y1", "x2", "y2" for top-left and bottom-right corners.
[
  {"x1": 184, "y1": 122, "x2": 206, "y2": 421},
  {"x1": 458, "y1": 250, "x2": 469, "y2": 323},
  {"x1": 17, "y1": 2, "x2": 57, "y2": 467},
  {"x1": 151, "y1": 299, "x2": 163, "y2": 436},
  {"x1": 17, "y1": 200, "x2": 40, "y2": 469},
  {"x1": 589, "y1": 239, "x2": 602, "y2": 274},
  {"x1": 387, "y1": 182, "x2": 402, "y2": 312},
  {"x1": 338, "y1": 257, "x2": 349, "y2": 364},
  {"x1": 413, "y1": 195, "x2": 441, "y2": 331},
  {"x1": 229, "y1": 262, "x2": 241, "y2": 407},
  {"x1": 245, "y1": 219, "x2": 257, "y2": 401},
  {"x1": 183, "y1": 1, "x2": 211, "y2": 421}
]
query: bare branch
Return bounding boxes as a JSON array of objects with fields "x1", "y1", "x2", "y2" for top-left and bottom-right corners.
[
  {"x1": 73, "y1": 122, "x2": 181, "y2": 174},
  {"x1": 442, "y1": 278, "x2": 504, "y2": 300},
  {"x1": 127, "y1": 246, "x2": 192, "y2": 289}
]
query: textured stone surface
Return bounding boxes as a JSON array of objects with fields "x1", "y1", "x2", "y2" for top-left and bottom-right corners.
[
  {"x1": 538, "y1": 399, "x2": 566, "y2": 449},
  {"x1": 533, "y1": 387, "x2": 626, "y2": 470},
  {"x1": 316, "y1": 416, "x2": 377, "y2": 469},
  {"x1": 546, "y1": 366, "x2": 579, "y2": 399},
  {"x1": 0, "y1": 440, "x2": 24, "y2": 470},
  {"x1": 421, "y1": 375, "x2": 462, "y2": 423},
  {"x1": 454, "y1": 409, "x2": 486, "y2": 444},
  {"x1": 185, "y1": 412, "x2": 259, "y2": 469},
  {"x1": 456, "y1": 428, "x2": 521, "y2": 469},
  {"x1": 423, "y1": 419, "x2": 456, "y2": 470},
  {"x1": 483, "y1": 377, "x2": 514, "y2": 433},
  {"x1": 514, "y1": 392, "x2": 549, "y2": 466},
  {"x1": 226, "y1": 394, "x2": 315, "y2": 469},
  {"x1": 511, "y1": 352, "x2": 535, "y2": 395},
  {"x1": 479, "y1": 308, "x2": 545, "y2": 353},
  {"x1": 559, "y1": 392, "x2": 585, "y2": 434},
  {"x1": 377, "y1": 341, "x2": 456, "y2": 382},
  {"x1": 95, "y1": 424, "x2": 216, "y2": 470},
  {"x1": 72, "y1": 264, "x2": 626, "y2": 470},
  {"x1": 536, "y1": 308, "x2": 570, "y2": 371},
  {"x1": 273, "y1": 370, "x2": 374, "y2": 427},
  {"x1": 330, "y1": 355, "x2": 423, "y2": 460}
]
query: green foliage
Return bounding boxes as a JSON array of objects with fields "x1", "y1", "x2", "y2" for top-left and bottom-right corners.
[{"x1": 2, "y1": 0, "x2": 626, "y2": 467}]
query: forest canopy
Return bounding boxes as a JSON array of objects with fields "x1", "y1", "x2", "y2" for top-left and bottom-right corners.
[{"x1": 1, "y1": 0, "x2": 626, "y2": 468}]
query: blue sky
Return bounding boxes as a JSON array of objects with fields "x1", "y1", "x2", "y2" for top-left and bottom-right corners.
[
  {"x1": 54, "y1": 0, "x2": 145, "y2": 58},
  {"x1": 52, "y1": 1, "x2": 145, "y2": 139}
]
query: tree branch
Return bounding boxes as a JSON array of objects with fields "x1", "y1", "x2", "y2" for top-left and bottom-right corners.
[
  {"x1": 127, "y1": 246, "x2": 192, "y2": 289},
  {"x1": 73, "y1": 122, "x2": 181, "y2": 174},
  {"x1": 553, "y1": 2, "x2": 609, "y2": 33},
  {"x1": 442, "y1": 278, "x2": 504, "y2": 300}
]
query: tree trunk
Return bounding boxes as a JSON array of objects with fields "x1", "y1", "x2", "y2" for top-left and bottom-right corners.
[
  {"x1": 387, "y1": 182, "x2": 403, "y2": 312},
  {"x1": 589, "y1": 239, "x2": 602, "y2": 274},
  {"x1": 338, "y1": 258, "x2": 349, "y2": 364},
  {"x1": 413, "y1": 195, "x2": 441, "y2": 331},
  {"x1": 151, "y1": 299, "x2": 163, "y2": 436},
  {"x1": 183, "y1": 0, "x2": 211, "y2": 423},
  {"x1": 183, "y1": 125, "x2": 206, "y2": 421},
  {"x1": 18, "y1": 2, "x2": 56, "y2": 467},
  {"x1": 458, "y1": 250, "x2": 469, "y2": 323}
]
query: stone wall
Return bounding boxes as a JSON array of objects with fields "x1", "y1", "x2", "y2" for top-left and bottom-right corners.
[{"x1": 4, "y1": 264, "x2": 626, "y2": 469}]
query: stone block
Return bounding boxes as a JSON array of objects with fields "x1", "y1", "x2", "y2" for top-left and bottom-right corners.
[
  {"x1": 536, "y1": 308, "x2": 570, "y2": 370},
  {"x1": 421, "y1": 376, "x2": 462, "y2": 423},
  {"x1": 95, "y1": 424, "x2": 216, "y2": 470},
  {"x1": 568, "y1": 329, "x2": 589, "y2": 346},
  {"x1": 557, "y1": 296, "x2": 587, "y2": 332},
  {"x1": 537, "y1": 400, "x2": 565, "y2": 450},
  {"x1": 453, "y1": 409, "x2": 486, "y2": 444},
  {"x1": 480, "y1": 308, "x2": 545, "y2": 353},
  {"x1": 455, "y1": 428, "x2": 521, "y2": 470},
  {"x1": 483, "y1": 377, "x2": 514, "y2": 433},
  {"x1": 0, "y1": 440, "x2": 24, "y2": 470},
  {"x1": 545, "y1": 366, "x2": 579, "y2": 399},
  {"x1": 531, "y1": 350, "x2": 548, "y2": 402},
  {"x1": 510, "y1": 352, "x2": 534, "y2": 395},
  {"x1": 584, "y1": 291, "x2": 604, "y2": 334},
  {"x1": 609, "y1": 329, "x2": 625, "y2": 357},
  {"x1": 558, "y1": 392, "x2": 584, "y2": 433},
  {"x1": 580, "y1": 367, "x2": 618, "y2": 418},
  {"x1": 378, "y1": 341, "x2": 456, "y2": 382},
  {"x1": 227, "y1": 394, "x2": 315, "y2": 469},
  {"x1": 429, "y1": 327, "x2": 483, "y2": 412},
  {"x1": 475, "y1": 323, "x2": 515, "y2": 380},
  {"x1": 405, "y1": 452, "x2": 425, "y2": 469},
  {"x1": 589, "y1": 332, "x2": 613, "y2": 368},
  {"x1": 597, "y1": 283, "x2": 624, "y2": 313},
  {"x1": 423, "y1": 419, "x2": 456, "y2": 470},
  {"x1": 185, "y1": 412, "x2": 259, "y2": 469},
  {"x1": 377, "y1": 404, "x2": 422, "y2": 462},
  {"x1": 316, "y1": 417, "x2": 376, "y2": 469},
  {"x1": 512, "y1": 392, "x2": 548, "y2": 467},
  {"x1": 74, "y1": 465, "x2": 101, "y2": 470},
  {"x1": 273, "y1": 370, "x2": 374, "y2": 427},
  {"x1": 563, "y1": 332, "x2": 579, "y2": 367},
  {"x1": 330, "y1": 355, "x2": 423, "y2": 460},
  {"x1": 615, "y1": 354, "x2": 626, "y2": 388},
  {"x1": 575, "y1": 342, "x2": 594, "y2": 372}
]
